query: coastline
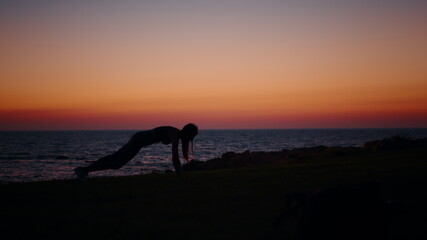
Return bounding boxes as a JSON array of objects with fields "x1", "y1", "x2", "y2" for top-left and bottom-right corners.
[{"x1": 1, "y1": 136, "x2": 427, "y2": 239}]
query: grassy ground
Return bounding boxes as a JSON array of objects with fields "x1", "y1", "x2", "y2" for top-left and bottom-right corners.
[{"x1": 1, "y1": 146, "x2": 427, "y2": 239}]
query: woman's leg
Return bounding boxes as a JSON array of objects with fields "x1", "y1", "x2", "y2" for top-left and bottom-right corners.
[
  {"x1": 74, "y1": 144, "x2": 136, "y2": 181},
  {"x1": 75, "y1": 131, "x2": 155, "y2": 180},
  {"x1": 84, "y1": 140, "x2": 144, "y2": 172},
  {"x1": 83, "y1": 151, "x2": 127, "y2": 172}
]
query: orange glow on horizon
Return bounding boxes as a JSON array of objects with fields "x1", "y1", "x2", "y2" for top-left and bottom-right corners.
[{"x1": 1, "y1": 107, "x2": 426, "y2": 130}]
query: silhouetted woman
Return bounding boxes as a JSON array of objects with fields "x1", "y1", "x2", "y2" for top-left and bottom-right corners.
[{"x1": 74, "y1": 123, "x2": 198, "y2": 181}]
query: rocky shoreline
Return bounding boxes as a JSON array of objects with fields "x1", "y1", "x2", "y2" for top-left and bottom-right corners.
[{"x1": 183, "y1": 136, "x2": 427, "y2": 172}]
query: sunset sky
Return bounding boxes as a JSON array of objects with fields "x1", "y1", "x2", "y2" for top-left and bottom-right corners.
[{"x1": 1, "y1": 0, "x2": 426, "y2": 130}]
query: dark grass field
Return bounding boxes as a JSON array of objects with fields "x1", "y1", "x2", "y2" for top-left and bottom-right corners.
[{"x1": 1, "y1": 140, "x2": 427, "y2": 239}]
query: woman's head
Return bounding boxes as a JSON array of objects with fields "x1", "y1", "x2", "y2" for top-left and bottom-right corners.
[
  {"x1": 181, "y1": 123, "x2": 198, "y2": 140},
  {"x1": 181, "y1": 123, "x2": 198, "y2": 162}
]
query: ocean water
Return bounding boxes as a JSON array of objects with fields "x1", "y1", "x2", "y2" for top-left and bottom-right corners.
[{"x1": 1, "y1": 128, "x2": 427, "y2": 183}]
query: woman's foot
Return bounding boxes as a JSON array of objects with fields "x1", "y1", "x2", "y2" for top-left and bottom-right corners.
[{"x1": 74, "y1": 167, "x2": 88, "y2": 181}]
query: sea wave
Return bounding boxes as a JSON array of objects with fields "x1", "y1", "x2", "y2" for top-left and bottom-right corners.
[{"x1": 1, "y1": 129, "x2": 427, "y2": 183}]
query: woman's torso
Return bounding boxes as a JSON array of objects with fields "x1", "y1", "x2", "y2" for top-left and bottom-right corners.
[{"x1": 152, "y1": 126, "x2": 180, "y2": 145}]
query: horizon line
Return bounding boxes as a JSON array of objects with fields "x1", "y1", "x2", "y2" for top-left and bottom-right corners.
[{"x1": 1, "y1": 127, "x2": 427, "y2": 132}]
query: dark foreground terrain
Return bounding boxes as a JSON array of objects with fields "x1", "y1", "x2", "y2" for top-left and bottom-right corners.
[{"x1": 1, "y1": 136, "x2": 427, "y2": 239}]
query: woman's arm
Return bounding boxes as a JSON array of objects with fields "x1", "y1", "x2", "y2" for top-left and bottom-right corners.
[{"x1": 171, "y1": 137, "x2": 182, "y2": 174}]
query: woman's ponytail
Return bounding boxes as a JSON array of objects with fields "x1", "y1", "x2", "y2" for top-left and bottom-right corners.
[{"x1": 181, "y1": 123, "x2": 198, "y2": 162}]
